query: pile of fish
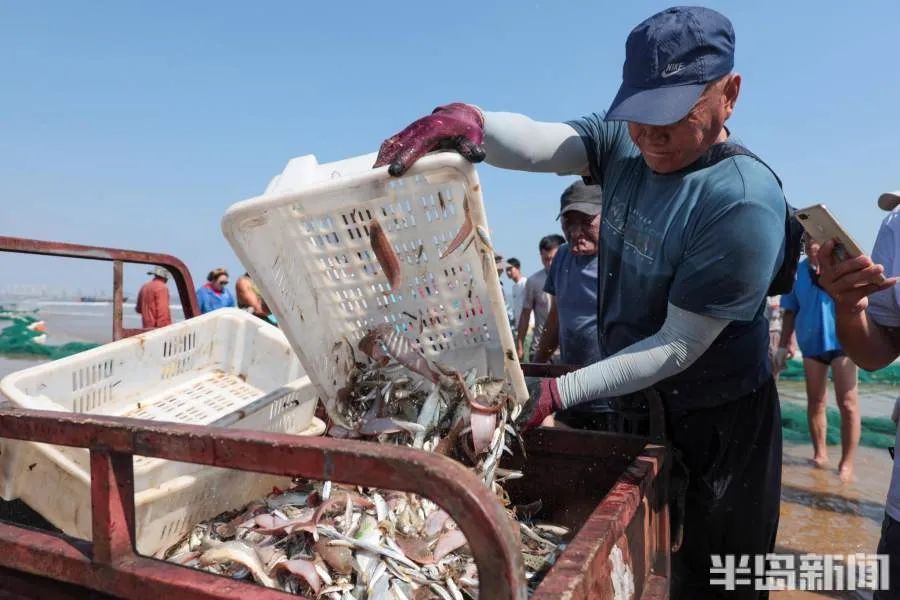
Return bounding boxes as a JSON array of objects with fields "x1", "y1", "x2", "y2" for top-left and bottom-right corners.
[{"x1": 162, "y1": 324, "x2": 568, "y2": 598}]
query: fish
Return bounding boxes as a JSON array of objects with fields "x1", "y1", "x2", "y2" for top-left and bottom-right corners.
[
  {"x1": 475, "y1": 225, "x2": 493, "y2": 251},
  {"x1": 519, "y1": 522, "x2": 558, "y2": 550},
  {"x1": 424, "y1": 509, "x2": 449, "y2": 537},
  {"x1": 359, "y1": 417, "x2": 425, "y2": 437},
  {"x1": 198, "y1": 540, "x2": 277, "y2": 588},
  {"x1": 470, "y1": 410, "x2": 496, "y2": 456},
  {"x1": 315, "y1": 538, "x2": 354, "y2": 575},
  {"x1": 369, "y1": 218, "x2": 402, "y2": 290},
  {"x1": 318, "y1": 525, "x2": 419, "y2": 570},
  {"x1": 439, "y1": 198, "x2": 474, "y2": 259},
  {"x1": 446, "y1": 577, "x2": 465, "y2": 600},
  {"x1": 275, "y1": 558, "x2": 322, "y2": 594},
  {"x1": 432, "y1": 528, "x2": 467, "y2": 562},
  {"x1": 413, "y1": 386, "x2": 442, "y2": 448},
  {"x1": 359, "y1": 324, "x2": 442, "y2": 384},
  {"x1": 534, "y1": 524, "x2": 570, "y2": 537},
  {"x1": 166, "y1": 356, "x2": 568, "y2": 599}
]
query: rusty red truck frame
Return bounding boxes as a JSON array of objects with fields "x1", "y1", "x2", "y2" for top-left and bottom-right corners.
[{"x1": 0, "y1": 236, "x2": 670, "y2": 599}]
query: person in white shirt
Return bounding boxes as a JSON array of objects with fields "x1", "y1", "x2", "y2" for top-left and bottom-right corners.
[
  {"x1": 505, "y1": 258, "x2": 527, "y2": 330},
  {"x1": 516, "y1": 234, "x2": 565, "y2": 361},
  {"x1": 815, "y1": 190, "x2": 900, "y2": 598}
]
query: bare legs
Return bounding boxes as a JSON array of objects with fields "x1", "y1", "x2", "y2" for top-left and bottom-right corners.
[
  {"x1": 831, "y1": 356, "x2": 860, "y2": 482},
  {"x1": 803, "y1": 358, "x2": 830, "y2": 468},
  {"x1": 802, "y1": 356, "x2": 860, "y2": 480}
]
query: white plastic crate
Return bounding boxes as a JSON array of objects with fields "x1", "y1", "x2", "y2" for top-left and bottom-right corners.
[
  {"x1": 222, "y1": 152, "x2": 528, "y2": 423},
  {"x1": 0, "y1": 308, "x2": 324, "y2": 554}
]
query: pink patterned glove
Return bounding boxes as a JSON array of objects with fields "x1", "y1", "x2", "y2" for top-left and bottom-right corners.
[{"x1": 374, "y1": 103, "x2": 485, "y2": 176}]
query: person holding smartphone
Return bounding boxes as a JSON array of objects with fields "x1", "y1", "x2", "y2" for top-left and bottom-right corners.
[{"x1": 816, "y1": 190, "x2": 900, "y2": 598}]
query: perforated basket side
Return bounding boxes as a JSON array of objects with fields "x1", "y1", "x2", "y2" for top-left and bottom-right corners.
[
  {"x1": 223, "y1": 153, "x2": 527, "y2": 420},
  {"x1": 135, "y1": 417, "x2": 326, "y2": 557},
  {"x1": 0, "y1": 310, "x2": 314, "y2": 534}
]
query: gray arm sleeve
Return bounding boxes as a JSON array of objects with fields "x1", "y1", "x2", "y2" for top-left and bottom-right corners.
[
  {"x1": 482, "y1": 111, "x2": 589, "y2": 175},
  {"x1": 556, "y1": 303, "x2": 730, "y2": 408}
]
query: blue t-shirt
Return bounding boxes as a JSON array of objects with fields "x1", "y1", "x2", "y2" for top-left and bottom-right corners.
[
  {"x1": 197, "y1": 284, "x2": 236, "y2": 314},
  {"x1": 567, "y1": 116, "x2": 786, "y2": 407},
  {"x1": 779, "y1": 259, "x2": 841, "y2": 357},
  {"x1": 543, "y1": 244, "x2": 602, "y2": 367}
]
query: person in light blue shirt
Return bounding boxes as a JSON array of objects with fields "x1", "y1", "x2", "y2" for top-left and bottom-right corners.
[
  {"x1": 197, "y1": 267, "x2": 236, "y2": 314},
  {"x1": 779, "y1": 235, "x2": 859, "y2": 480}
]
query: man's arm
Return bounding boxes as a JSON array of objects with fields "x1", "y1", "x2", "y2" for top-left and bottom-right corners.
[
  {"x1": 197, "y1": 290, "x2": 211, "y2": 314},
  {"x1": 816, "y1": 238, "x2": 900, "y2": 370},
  {"x1": 374, "y1": 101, "x2": 596, "y2": 178},
  {"x1": 772, "y1": 309, "x2": 798, "y2": 372},
  {"x1": 516, "y1": 307, "x2": 532, "y2": 360},
  {"x1": 532, "y1": 301, "x2": 560, "y2": 363},
  {"x1": 835, "y1": 310, "x2": 900, "y2": 371},
  {"x1": 236, "y1": 279, "x2": 265, "y2": 316},
  {"x1": 557, "y1": 303, "x2": 729, "y2": 406},
  {"x1": 780, "y1": 310, "x2": 796, "y2": 351},
  {"x1": 483, "y1": 112, "x2": 588, "y2": 175}
]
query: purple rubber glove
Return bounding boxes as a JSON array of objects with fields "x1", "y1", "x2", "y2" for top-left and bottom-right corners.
[
  {"x1": 520, "y1": 377, "x2": 563, "y2": 432},
  {"x1": 373, "y1": 103, "x2": 486, "y2": 176}
]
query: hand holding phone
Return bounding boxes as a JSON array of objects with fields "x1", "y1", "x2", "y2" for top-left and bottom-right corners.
[
  {"x1": 795, "y1": 204, "x2": 866, "y2": 261},
  {"x1": 796, "y1": 204, "x2": 889, "y2": 294}
]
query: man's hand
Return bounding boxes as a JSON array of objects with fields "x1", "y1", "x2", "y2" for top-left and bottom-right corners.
[
  {"x1": 773, "y1": 346, "x2": 792, "y2": 372},
  {"x1": 516, "y1": 339, "x2": 525, "y2": 361},
  {"x1": 817, "y1": 239, "x2": 896, "y2": 314},
  {"x1": 519, "y1": 377, "x2": 563, "y2": 432},
  {"x1": 373, "y1": 103, "x2": 485, "y2": 176}
]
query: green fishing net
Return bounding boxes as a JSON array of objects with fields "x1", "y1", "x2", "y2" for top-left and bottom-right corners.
[
  {"x1": 780, "y1": 401, "x2": 896, "y2": 448},
  {"x1": 0, "y1": 306, "x2": 97, "y2": 361},
  {"x1": 780, "y1": 358, "x2": 900, "y2": 385},
  {"x1": 779, "y1": 357, "x2": 898, "y2": 448}
]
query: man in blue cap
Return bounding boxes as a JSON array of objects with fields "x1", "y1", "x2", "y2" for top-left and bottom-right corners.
[{"x1": 375, "y1": 6, "x2": 786, "y2": 598}]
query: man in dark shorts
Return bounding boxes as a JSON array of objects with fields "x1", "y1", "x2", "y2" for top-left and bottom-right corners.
[{"x1": 779, "y1": 234, "x2": 860, "y2": 481}]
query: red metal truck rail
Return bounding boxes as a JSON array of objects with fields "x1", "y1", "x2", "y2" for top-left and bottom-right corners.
[
  {"x1": 0, "y1": 409, "x2": 668, "y2": 600},
  {"x1": 0, "y1": 409, "x2": 525, "y2": 600},
  {"x1": 515, "y1": 428, "x2": 669, "y2": 599},
  {"x1": 0, "y1": 240, "x2": 669, "y2": 598},
  {"x1": 0, "y1": 236, "x2": 200, "y2": 340}
]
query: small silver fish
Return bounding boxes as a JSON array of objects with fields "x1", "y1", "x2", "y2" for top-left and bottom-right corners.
[{"x1": 199, "y1": 540, "x2": 276, "y2": 588}]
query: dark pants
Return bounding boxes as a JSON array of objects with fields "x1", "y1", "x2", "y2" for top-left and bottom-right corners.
[
  {"x1": 555, "y1": 394, "x2": 650, "y2": 434},
  {"x1": 667, "y1": 378, "x2": 782, "y2": 599},
  {"x1": 876, "y1": 514, "x2": 900, "y2": 600},
  {"x1": 560, "y1": 380, "x2": 782, "y2": 599}
]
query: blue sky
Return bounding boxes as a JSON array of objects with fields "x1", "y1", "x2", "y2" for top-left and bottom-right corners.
[{"x1": 2, "y1": 1, "x2": 899, "y2": 298}]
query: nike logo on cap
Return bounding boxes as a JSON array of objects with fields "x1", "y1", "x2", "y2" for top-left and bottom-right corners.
[{"x1": 661, "y1": 63, "x2": 685, "y2": 78}]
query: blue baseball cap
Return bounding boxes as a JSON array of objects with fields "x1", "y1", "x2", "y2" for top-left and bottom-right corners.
[{"x1": 605, "y1": 6, "x2": 735, "y2": 126}]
